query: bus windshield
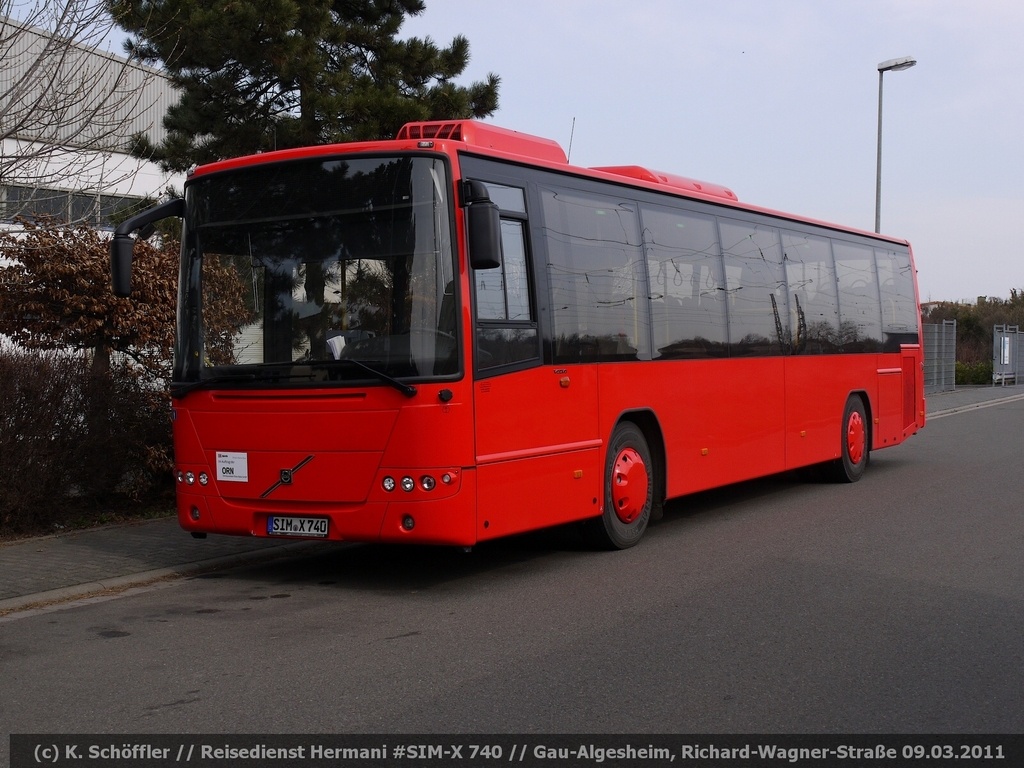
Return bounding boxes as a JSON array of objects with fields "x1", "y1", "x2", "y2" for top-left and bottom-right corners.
[{"x1": 174, "y1": 155, "x2": 457, "y2": 387}]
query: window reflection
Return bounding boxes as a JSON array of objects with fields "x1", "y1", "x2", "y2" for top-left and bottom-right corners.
[
  {"x1": 876, "y1": 247, "x2": 919, "y2": 350},
  {"x1": 719, "y1": 219, "x2": 788, "y2": 356},
  {"x1": 642, "y1": 205, "x2": 727, "y2": 358},
  {"x1": 181, "y1": 156, "x2": 458, "y2": 382},
  {"x1": 474, "y1": 216, "x2": 538, "y2": 369},
  {"x1": 542, "y1": 187, "x2": 649, "y2": 363},
  {"x1": 782, "y1": 231, "x2": 840, "y2": 354},
  {"x1": 833, "y1": 240, "x2": 882, "y2": 352}
]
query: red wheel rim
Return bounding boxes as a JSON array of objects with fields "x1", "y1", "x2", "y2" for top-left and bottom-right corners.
[
  {"x1": 846, "y1": 410, "x2": 865, "y2": 465},
  {"x1": 612, "y1": 447, "x2": 649, "y2": 524}
]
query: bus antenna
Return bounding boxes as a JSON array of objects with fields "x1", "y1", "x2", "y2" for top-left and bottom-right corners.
[{"x1": 567, "y1": 117, "x2": 576, "y2": 163}]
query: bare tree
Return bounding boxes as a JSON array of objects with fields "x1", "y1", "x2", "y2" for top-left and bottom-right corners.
[{"x1": 0, "y1": 0, "x2": 167, "y2": 196}]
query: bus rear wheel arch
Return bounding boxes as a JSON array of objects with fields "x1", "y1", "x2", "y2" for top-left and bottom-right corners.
[{"x1": 584, "y1": 420, "x2": 660, "y2": 550}]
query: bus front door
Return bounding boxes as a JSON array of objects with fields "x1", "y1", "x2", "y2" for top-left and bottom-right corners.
[{"x1": 473, "y1": 365, "x2": 600, "y2": 541}]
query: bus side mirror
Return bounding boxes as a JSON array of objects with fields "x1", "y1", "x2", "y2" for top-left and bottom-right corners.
[
  {"x1": 109, "y1": 197, "x2": 185, "y2": 297},
  {"x1": 463, "y1": 180, "x2": 501, "y2": 270},
  {"x1": 111, "y1": 234, "x2": 135, "y2": 297}
]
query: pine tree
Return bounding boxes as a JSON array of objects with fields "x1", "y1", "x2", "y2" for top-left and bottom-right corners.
[{"x1": 108, "y1": 0, "x2": 500, "y2": 172}]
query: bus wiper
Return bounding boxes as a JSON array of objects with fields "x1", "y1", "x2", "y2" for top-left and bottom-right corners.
[
  {"x1": 173, "y1": 361, "x2": 416, "y2": 398},
  {"x1": 312, "y1": 358, "x2": 418, "y2": 398},
  {"x1": 170, "y1": 372, "x2": 256, "y2": 399}
]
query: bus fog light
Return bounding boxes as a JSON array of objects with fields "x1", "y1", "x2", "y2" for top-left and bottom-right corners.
[
  {"x1": 189, "y1": 506, "x2": 201, "y2": 521},
  {"x1": 401, "y1": 476, "x2": 415, "y2": 492},
  {"x1": 185, "y1": 471, "x2": 195, "y2": 485},
  {"x1": 402, "y1": 515, "x2": 415, "y2": 530},
  {"x1": 420, "y1": 475, "x2": 436, "y2": 491},
  {"x1": 382, "y1": 476, "x2": 396, "y2": 492},
  {"x1": 198, "y1": 472, "x2": 209, "y2": 486}
]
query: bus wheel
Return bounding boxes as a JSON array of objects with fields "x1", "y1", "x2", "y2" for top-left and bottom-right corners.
[
  {"x1": 830, "y1": 396, "x2": 869, "y2": 483},
  {"x1": 585, "y1": 422, "x2": 653, "y2": 550}
]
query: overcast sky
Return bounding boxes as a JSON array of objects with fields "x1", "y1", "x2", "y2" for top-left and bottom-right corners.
[{"x1": 404, "y1": 0, "x2": 1023, "y2": 303}]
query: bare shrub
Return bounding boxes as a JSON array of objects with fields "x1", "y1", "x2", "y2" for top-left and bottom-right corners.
[{"x1": 0, "y1": 348, "x2": 171, "y2": 533}]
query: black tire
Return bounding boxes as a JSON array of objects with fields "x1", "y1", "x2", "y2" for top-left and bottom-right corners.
[
  {"x1": 584, "y1": 422, "x2": 654, "y2": 550},
  {"x1": 828, "y1": 395, "x2": 869, "y2": 483}
]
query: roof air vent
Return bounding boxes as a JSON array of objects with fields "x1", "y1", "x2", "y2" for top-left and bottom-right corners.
[
  {"x1": 395, "y1": 120, "x2": 567, "y2": 164},
  {"x1": 592, "y1": 165, "x2": 738, "y2": 202}
]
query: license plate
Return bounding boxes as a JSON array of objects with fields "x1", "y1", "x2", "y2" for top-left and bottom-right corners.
[{"x1": 267, "y1": 516, "x2": 328, "y2": 538}]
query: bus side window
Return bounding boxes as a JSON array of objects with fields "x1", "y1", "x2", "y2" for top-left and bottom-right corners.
[
  {"x1": 719, "y1": 219, "x2": 787, "y2": 356},
  {"x1": 640, "y1": 205, "x2": 727, "y2": 359},
  {"x1": 782, "y1": 230, "x2": 840, "y2": 354},
  {"x1": 833, "y1": 240, "x2": 883, "y2": 352},
  {"x1": 875, "y1": 246, "x2": 919, "y2": 350},
  {"x1": 543, "y1": 187, "x2": 648, "y2": 363},
  {"x1": 474, "y1": 219, "x2": 539, "y2": 370}
]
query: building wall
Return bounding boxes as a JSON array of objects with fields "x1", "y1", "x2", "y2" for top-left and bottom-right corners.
[
  {"x1": 1, "y1": 137, "x2": 182, "y2": 228},
  {"x1": 1, "y1": 16, "x2": 174, "y2": 149},
  {"x1": 1, "y1": 16, "x2": 183, "y2": 227}
]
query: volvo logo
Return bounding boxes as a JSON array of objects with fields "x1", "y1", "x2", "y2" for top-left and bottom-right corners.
[{"x1": 261, "y1": 455, "x2": 314, "y2": 498}]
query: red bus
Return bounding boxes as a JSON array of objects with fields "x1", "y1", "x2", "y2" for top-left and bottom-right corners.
[{"x1": 111, "y1": 120, "x2": 924, "y2": 549}]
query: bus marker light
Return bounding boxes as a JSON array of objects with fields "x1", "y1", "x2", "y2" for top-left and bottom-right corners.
[
  {"x1": 401, "y1": 476, "x2": 415, "y2": 492},
  {"x1": 701, "y1": 448, "x2": 709, "y2": 456},
  {"x1": 441, "y1": 473, "x2": 453, "y2": 484},
  {"x1": 382, "y1": 477, "x2": 396, "y2": 492}
]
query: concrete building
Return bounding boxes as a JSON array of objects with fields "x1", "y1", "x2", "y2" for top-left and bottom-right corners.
[{"x1": 1, "y1": 15, "x2": 182, "y2": 228}]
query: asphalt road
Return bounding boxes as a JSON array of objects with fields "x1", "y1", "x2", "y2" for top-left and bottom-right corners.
[{"x1": 1, "y1": 396, "x2": 1022, "y2": 748}]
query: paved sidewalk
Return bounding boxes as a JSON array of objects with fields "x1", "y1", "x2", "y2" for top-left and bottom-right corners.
[
  {"x1": 1, "y1": 385, "x2": 1020, "y2": 615},
  {"x1": 0, "y1": 518, "x2": 327, "y2": 615},
  {"x1": 925, "y1": 383, "x2": 1024, "y2": 417}
]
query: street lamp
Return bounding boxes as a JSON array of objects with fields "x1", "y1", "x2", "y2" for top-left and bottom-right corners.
[{"x1": 875, "y1": 56, "x2": 916, "y2": 233}]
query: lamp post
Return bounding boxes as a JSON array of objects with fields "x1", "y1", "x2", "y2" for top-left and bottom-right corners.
[{"x1": 875, "y1": 55, "x2": 917, "y2": 233}]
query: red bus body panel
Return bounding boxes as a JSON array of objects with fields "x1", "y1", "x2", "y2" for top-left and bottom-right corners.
[{"x1": 172, "y1": 383, "x2": 480, "y2": 545}]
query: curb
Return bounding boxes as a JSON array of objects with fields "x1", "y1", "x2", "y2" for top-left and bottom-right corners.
[
  {"x1": 927, "y1": 391, "x2": 1024, "y2": 420},
  {"x1": 0, "y1": 540, "x2": 324, "y2": 616}
]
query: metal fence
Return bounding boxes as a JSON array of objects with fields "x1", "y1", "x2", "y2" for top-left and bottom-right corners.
[
  {"x1": 923, "y1": 320, "x2": 957, "y2": 394},
  {"x1": 993, "y1": 325, "x2": 1022, "y2": 386}
]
